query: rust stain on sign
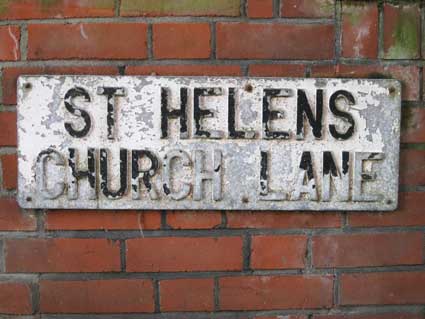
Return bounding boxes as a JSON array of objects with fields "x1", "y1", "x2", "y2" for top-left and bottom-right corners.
[{"x1": 17, "y1": 76, "x2": 401, "y2": 210}]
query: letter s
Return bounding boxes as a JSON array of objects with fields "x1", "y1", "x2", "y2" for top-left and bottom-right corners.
[{"x1": 64, "y1": 87, "x2": 91, "y2": 138}]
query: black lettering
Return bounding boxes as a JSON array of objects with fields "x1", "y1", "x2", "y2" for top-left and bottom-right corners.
[
  {"x1": 68, "y1": 148, "x2": 96, "y2": 190},
  {"x1": 329, "y1": 90, "x2": 355, "y2": 140},
  {"x1": 97, "y1": 87, "x2": 125, "y2": 140},
  {"x1": 262, "y1": 89, "x2": 290, "y2": 139},
  {"x1": 161, "y1": 87, "x2": 188, "y2": 138},
  {"x1": 228, "y1": 88, "x2": 254, "y2": 139},
  {"x1": 260, "y1": 151, "x2": 268, "y2": 195},
  {"x1": 296, "y1": 89, "x2": 323, "y2": 139},
  {"x1": 100, "y1": 148, "x2": 128, "y2": 199},
  {"x1": 323, "y1": 151, "x2": 338, "y2": 177},
  {"x1": 193, "y1": 88, "x2": 223, "y2": 138},
  {"x1": 131, "y1": 150, "x2": 159, "y2": 199},
  {"x1": 300, "y1": 151, "x2": 314, "y2": 181},
  {"x1": 64, "y1": 87, "x2": 91, "y2": 138}
]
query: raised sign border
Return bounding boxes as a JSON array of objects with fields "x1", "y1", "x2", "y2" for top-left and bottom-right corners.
[{"x1": 17, "y1": 76, "x2": 401, "y2": 211}]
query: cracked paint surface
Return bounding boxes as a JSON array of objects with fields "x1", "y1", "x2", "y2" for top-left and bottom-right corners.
[{"x1": 17, "y1": 76, "x2": 401, "y2": 211}]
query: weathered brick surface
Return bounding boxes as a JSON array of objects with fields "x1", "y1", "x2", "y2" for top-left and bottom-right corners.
[
  {"x1": 28, "y1": 23, "x2": 148, "y2": 60},
  {"x1": 0, "y1": 198, "x2": 36, "y2": 231},
  {"x1": 160, "y1": 278, "x2": 214, "y2": 312},
  {"x1": 0, "y1": 0, "x2": 115, "y2": 19},
  {"x1": 220, "y1": 275, "x2": 333, "y2": 310},
  {"x1": 281, "y1": 0, "x2": 334, "y2": 18},
  {"x1": 0, "y1": 112, "x2": 17, "y2": 146},
  {"x1": 247, "y1": 0, "x2": 274, "y2": 18},
  {"x1": 1, "y1": 153, "x2": 17, "y2": 190},
  {"x1": 341, "y1": 2, "x2": 378, "y2": 58},
  {"x1": 0, "y1": 26, "x2": 20, "y2": 61},
  {"x1": 5, "y1": 238, "x2": 121, "y2": 272},
  {"x1": 401, "y1": 107, "x2": 425, "y2": 143},
  {"x1": 126, "y1": 237, "x2": 243, "y2": 272},
  {"x1": 166, "y1": 211, "x2": 222, "y2": 229},
  {"x1": 120, "y1": 0, "x2": 241, "y2": 17},
  {"x1": 348, "y1": 192, "x2": 425, "y2": 227},
  {"x1": 383, "y1": 3, "x2": 421, "y2": 59},
  {"x1": 40, "y1": 279, "x2": 154, "y2": 313},
  {"x1": 251, "y1": 235, "x2": 307, "y2": 269},
  {"x1": 312, "y1": 232, "x2": 424, "y2": 268},
  {"x1": 45, "y1": 210, "x2": 161, "y2": 230},
  {"x1": 0, "y1": 1, "x2": 423, "y2": 317},
  {"x1": 216, "y1": 23, "x2": 334, "y2": 59},
  {"x1": 126, "y1": 64, "x2": 242, "y2": 76},
  {"x1": 227, "y1": 211, "x2": 342, "y2": 228},
  {"x1": 153, "y1": 23, "x2": 211, "y2": 59},
  {"x1": 0, "y1": 282, "x2": 32, "y2": 314},
  {"x1": 248, "y1": 64, "x2": 306, "y2": 77},
  {"x1": 340, "y1": 272, "x2": 425, "y2": 305},
  {"x1": 399, "y1": 149, "x2": 425, "y2": 186}
]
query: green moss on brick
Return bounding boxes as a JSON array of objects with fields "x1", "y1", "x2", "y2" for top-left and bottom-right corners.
[
  {"x1": 121, "y1": 0, "x2": 240, "y2": 16},
  {"x1": 0, "y1": 0, "x2": 10, "y2": 15},
  {"x1": 0, "y1": 0, "x2": 114, "y2": 15},
  {"x1": 317, "y1": 0, "x2": 334, "y2": 17},
  {"x1": 386, "y1": 7, "x2": 419, "y2": 59},
  {"x1": 344, "y1": 6, "x2": 363, "y2": 25}
]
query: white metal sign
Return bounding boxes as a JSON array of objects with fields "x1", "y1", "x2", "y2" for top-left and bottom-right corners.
[{"x1": 17, "y1": 76, "x2": 401, "y2": 210}]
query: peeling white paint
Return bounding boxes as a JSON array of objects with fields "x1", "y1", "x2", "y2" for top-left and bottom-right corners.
[{"x1": 17, "y1": 76, "x2": 401, "y2": 211}]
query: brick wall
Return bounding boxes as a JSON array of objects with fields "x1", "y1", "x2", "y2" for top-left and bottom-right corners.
[{"x1": 0, "y1": 0, "x2": 424, "y2": 318}]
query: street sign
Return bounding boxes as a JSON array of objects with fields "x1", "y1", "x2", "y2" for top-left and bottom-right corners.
[{"x1": 17, "y1": 76, "x2": 401, "y2": 210}]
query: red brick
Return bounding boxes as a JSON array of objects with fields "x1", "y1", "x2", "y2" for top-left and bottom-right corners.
[
  {"x1": 401, "y1": 107, "x2": 425, "y2": 143},
  {"x1": 2, "y1": 66, "x2": 118, "y2": 105},
  {"x1": 281, "y1": 0, "x2": 334, "y2": 18},
  {"x1": 0, "y1": 198, "x2": 36, "y2": 231},
  {"x1": 40, "y1": 279, "x2": 154, "y2": 313},
  {"x1": 383, "y1": 4, "x2": 421, "y2": 59},
  {"x1": 5, "y1": 238, "x2": 120, "y2": 272},
  {"x1": 0, "y1": 282, "x2": 32, "y2": 314},
  {"x1": 340, "y1": 272, "x2": 425, "y2": 305},
  {"x1": 249, "y1": 64, "x2": 305, "y2": 77},
  {"x1": 311, "y1": 64, "x2": 420, "y2": 101},
  {"x1": 0, "y1": 26, "x2": 20, "y2": 61},
  {"x1": 2, "y1": 153, "x2": 17, "y2": 190},
  {"x1": 28, "y1": 23, "x2": 147, "y2": 60},
  {"x1": 310, "y1": 64, "x2": 338, "y2": 77},
  {"x1": 227, "y1": 211, "x2": 341, "y2": 229},
  {"x1": 45, "y1": 210, "x2": 161, "y2": 230},
  {"x1": 0, "y1": 0, "x2": 115, "y2": 19},
  {"x1": 341, "y1": 3, "x2": 378, "y2": 58},
  {"x1": 312, "y1": 232, "x2": 424, "y2": 268},
  {"x1": 120, "y1": 0, "x2": 241, "y2": 17},
  {"x1": 247, "y1": 0, "x2": 274, "y2": 18},
  {"x1": 220, "y1": 275, "x2": 333, "y2": 310},
  {"x1": 160, "y1": 278, "x2": 214, "y2": 312},
  {"x1": 216, "y1": 23, "x2": 334, "y2": 60},
  {"x1": 153, "y1": 23, "x2": 211, "y2": 59},
  {"x1": 314, "y1": 314, "x2": 423, "y2": 319},
  {"x1": 348, "y1": 192, "x2": 425, "y2": 227},
  {"x1": 126, "y1": 64, "x2": 242, "y2": 76},
  {"x1": 0, "y1": 113, "x2": 17, "y2": 146},
  {"x1": 167, "y1": 211, "x2": 222, "y2": 229},
  {"x1": 251, "y1": 235, "x2": 307, "y2": 269},
  {"x1": 126, "y1": 236, "x2": 243, "y2": 272},
  {"x1": 400, "y1": 149, "x2": 425, "y2": 186}
]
